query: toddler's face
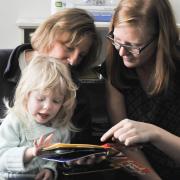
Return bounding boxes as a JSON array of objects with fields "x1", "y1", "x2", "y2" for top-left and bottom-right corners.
[{"x1": 27, "y1": 89, "x2": 64, "y2": 124}]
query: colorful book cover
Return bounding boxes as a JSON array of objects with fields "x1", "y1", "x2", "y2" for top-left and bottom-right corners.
[{"x1": 38, "y1": 143, "x2": 150, "y2": 175}]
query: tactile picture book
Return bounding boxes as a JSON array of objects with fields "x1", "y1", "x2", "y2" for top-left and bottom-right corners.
[{"x1": 38, "y1": 143, "x2": 151, "y2": 175}]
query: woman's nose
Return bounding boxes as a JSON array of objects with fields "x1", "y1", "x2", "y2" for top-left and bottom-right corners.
[
  {"x1": 119, "y1": 46, "x2": 129, "y2": 56},
  {"x1": 67, "y1": 49, "x2": 81, "y2": 65}
]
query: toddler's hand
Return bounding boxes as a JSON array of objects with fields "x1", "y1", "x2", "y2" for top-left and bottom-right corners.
[
  {"x1": 24, "y1": 133, "x2": 54, "y2": 164},
  {"x1": 33, "y1": 133, "x2": 54, "y2": 156}
]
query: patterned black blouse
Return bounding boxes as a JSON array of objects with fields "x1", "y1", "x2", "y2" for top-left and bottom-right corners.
[
  {"x1": 124, "y1": 83, "x2": 180, "y2": 179},
  {"x1": 100, "y1": 60, "x2": 180, "y2": 179}
]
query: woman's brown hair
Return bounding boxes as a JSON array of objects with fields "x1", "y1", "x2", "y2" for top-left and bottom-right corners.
[{"x1": 107, "y1": 0, "x2": 180, "y2": 95}]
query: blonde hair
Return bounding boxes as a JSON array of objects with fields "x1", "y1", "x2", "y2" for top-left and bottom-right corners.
[
  {"x1": 108, "y1": 0, "x2": 180, "y2": 95},
  {"x1": 31, "y1": 8, "x2": 101, "y2": 71},
  {"x1": 10, "y1": 55, "x2": 78, "y2": 131}
]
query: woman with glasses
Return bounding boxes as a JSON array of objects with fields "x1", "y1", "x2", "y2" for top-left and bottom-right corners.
[{"x1": 100, "y1": 0, "x2": 180, "y2": 179}]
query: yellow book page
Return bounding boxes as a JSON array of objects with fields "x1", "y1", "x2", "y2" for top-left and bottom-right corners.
[{"x1": 43, "y1": 143, "x2": 107, "y2": 151}]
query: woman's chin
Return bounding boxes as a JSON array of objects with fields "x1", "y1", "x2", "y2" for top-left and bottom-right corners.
[{"x1": 123, "y1": 60, "x2": 136, "y2": 68}]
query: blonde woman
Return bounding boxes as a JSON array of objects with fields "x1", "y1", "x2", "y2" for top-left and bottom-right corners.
[
  {"x1": 0, "y1": 8, "x2": 101, "y2": 144},
  {"x1": 0, "y1": 56, "x2": 77, "y2": 179}
]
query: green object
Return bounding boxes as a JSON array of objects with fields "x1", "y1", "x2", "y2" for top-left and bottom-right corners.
[{"x1": 55, "y1": 1, "x2": 63, "y2": 7}]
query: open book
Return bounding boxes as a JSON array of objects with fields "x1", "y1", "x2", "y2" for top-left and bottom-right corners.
[{"x1": 38, "y1": 143, "x2": 150, "y2": 175}]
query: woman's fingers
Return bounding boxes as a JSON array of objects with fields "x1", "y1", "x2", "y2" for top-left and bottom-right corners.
[
  {"x1": 125, "y1": 135, "x2": 140, "y2": 146},
  {"x1": 101, "y1": 119, "x2": 146, "y2": 144},
  {"x1": 101, "y1": 119, "x2": 155, "y2": 148},
  {"x1": 101, "y1": 121, "x2": 124, "y2": 142}
]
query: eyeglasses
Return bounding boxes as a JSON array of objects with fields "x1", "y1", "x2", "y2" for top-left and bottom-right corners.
[{"x1": 106, "y1": 32, "x2": 155, "y2": 55}]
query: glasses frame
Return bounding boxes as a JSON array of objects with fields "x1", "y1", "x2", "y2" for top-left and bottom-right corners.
[{"x1": 106, "y1": 32, "x2": 155, "y2": 55}]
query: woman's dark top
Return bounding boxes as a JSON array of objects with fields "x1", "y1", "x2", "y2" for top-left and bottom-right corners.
[
  {"x1": 0, "y1": 44, "x2": 93, "y2": 144},
  {"x1": 101, "y1": 59, "x2": 180, "y2": 180}
]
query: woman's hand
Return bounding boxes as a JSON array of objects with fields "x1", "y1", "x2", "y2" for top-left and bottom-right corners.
[
  {"x1": 65, "y1": 153, "x2": 106, "y2": 166},
  {"x1": 101, "y1": 119, "x2": 158, "y2": 146},
  {"x1": 35, "y1": 168, "x2": 54, "y2": 180}
]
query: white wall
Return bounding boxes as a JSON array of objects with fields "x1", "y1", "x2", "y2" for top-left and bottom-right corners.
[
  {"x1": 0, "y1": 0, "x2": 50, "y2": 49},
  {"x1": 0, "y1": 0, "x2": 179, "y2": 49},
  {"x1": 170, "y1": 0, "x2": 180, "y2": 23}
]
